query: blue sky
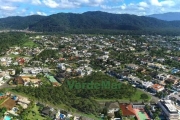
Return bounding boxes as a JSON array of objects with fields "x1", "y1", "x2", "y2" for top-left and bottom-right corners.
[{"x1": 0, "y1": 0, "x2": 179, "y2": 18}]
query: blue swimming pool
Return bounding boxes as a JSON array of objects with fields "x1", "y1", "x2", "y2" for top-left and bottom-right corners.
[
  {"x1": 0, "y1": 93, "x2": 4, "y2": 96},
  {"x1": 4, "y1": 116, "x2": 11, "y2": 120}
]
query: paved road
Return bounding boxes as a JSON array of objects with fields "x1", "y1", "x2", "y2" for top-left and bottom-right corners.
[{"x1": 0, "y1": 79, "x2": 16, "y2": 89}]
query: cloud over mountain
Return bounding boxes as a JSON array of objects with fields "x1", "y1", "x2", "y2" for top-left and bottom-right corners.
[{"x1": 0, "y1": 0, "x2": 179, "y2": 17}]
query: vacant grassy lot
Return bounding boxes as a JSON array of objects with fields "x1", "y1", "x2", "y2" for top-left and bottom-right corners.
[
  {"x1": 26, "y1": 104, "x2": 46, "y2": 120},
  {"x1": 96, "y1": 89, "x2": 151, "y2": 103},
  {"x1": 22, "y1": 40, "x2": 39, "y2": 48}
]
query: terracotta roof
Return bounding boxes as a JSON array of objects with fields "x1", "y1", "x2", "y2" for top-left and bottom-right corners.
[
  {"x1": 151, "y1": 84, "x2": 164, "y2": 91},
  {"x1": 120, "y1": 104, "x2": 135, "y2": 116},
  {"x1": 14, "y1": 76, "x2": 24, "y2": 85}
]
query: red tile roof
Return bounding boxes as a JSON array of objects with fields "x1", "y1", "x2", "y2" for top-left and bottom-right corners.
[
  {"x1": 151, "y1": 84, "x2": 164, "y2": 91},
  {"x1": 120, "y1": 104, "x2": 136, "y2": 116}
]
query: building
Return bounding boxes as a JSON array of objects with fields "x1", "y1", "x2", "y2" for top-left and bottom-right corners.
[
  {"x1": 142, "y1": 81, "x2": 153, "y2": 88},
  {"x1": 157, "y1": 74, "x2": 168, "y2": 81},
  {"x1": 105, "y1": 102, "x2": 120, "y2": 113},
  {"x1": 13, "y1": 76, "x2": 24, "y2": 85},
  {"x1": 158, "y1": 100, "x2": 179, "y2": 120},
  {"x1": 151, "y1": 84, "x2": 164, "y2": 92},
  {"x1": 169, "y1": 92, "x2": 180, "y2": 104},
  {"x1": 165, "y1": 75, "x2": 179, "y2": 85},
  {"x1": 119, "y1": 103, "x2": 136, "y2": 117},
  {"x1": 126, "y1": 64, "x2": 139, "y2": 70}
]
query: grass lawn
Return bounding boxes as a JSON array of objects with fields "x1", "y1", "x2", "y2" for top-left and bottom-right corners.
[
  {"x1": 7, "y1": 54, "x2": 22, "y2": 58},
  {"x1": 21, "y1": 40, "x2": 39, "y2": 48},
  {"x1": 96, "y1": 89, "x2": 151, "y2": 103},
  {"x1": 130, "y1": 90, "x2": 151, "y2": 102},
  {"x1": 0, "y1": 98, "x2": 7, "y2": 105},
  {"x1": 26, "y1": 104, "x2": 46, "y2": 120},
  {"x1": 122, "y1": 116, "x2": 136, "y2": 120},
  {"x1": 6, "y1": 54, "x2": 31, "y2": 58},
  {"x1": 8, "y1": 91, "x2": 100, "y2": 119},
  {"x1": 40, "y1": 76, "x2": 51, "y2": 85},
  {"x1": 49, "y1": 103, "x2": 99, "y2": 119}
]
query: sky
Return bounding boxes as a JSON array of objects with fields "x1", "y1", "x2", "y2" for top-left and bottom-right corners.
[{"x1": 0, "y1": 0, "x2": 180, "y2": 18}]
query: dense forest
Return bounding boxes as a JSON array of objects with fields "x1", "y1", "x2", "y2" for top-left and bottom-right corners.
[
  {"x1": 33, "y1": 49, "x2": 59, "y2": 61},
  {"x1": 12, "y1": 72, "x2": 139, "y2": 115},
  {"x1": 0, "y1": 15, "x2": 45, "y2": 30},
  {"x1": 0, "y1": 32, "x2": 28, "y2": 55},
  {"x1": 1, "y1": 11, "x2": 180, "y2": 35},
  {"x1": 28, "y1": 11, "x2": 180, "y2": 33}
]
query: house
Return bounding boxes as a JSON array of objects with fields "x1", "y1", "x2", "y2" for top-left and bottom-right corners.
[
  {"x1": 22, "y1": 67, "x2": 33, "y2": 74},
  {"x1": 0, "y1": 58, "x2": 7, "y2": 66},
  {"x1": 17, "y1": 58, "x2": 25, "y2": 65},
  {"x1": 128, "y1": 76, "x2": 142, "y2": 84},
  {"x1": 55, "y1": 110, "x2": 70, "y2": 120},
  {"x1": 21, "y1": 76, "x2": 41, "y2": 84},
  {"x1": 57, "y1": 63, "x2": 66, "y2": 71},
  {"x1": 171, "y1": 68, "x2": 180, "y2": 74},
  {"x1": 13, "y1": 76, "x2": 24, "y2": 85},
  {"x1": 0, "y1": 71, "x2": 5, "y2": 81},
  {"x1": 157, "y1": 58, "x2": 165, "y2": 62},
  {"x1": 8, "y1": 69, "x2": 15, "y2": 75},
  {"x1": 119, "y1": 72, "x2": 130, "y2": 79},
  {"x1": 169, "y1": 92, "x2": 180, "y2": 104},
  {"x1": 129, "y1": 47, "x2": 135, "y2": 51},
  {"x1": 142, "y1": 81, "x2": 153, "y2": 88},
  {"x1": 41, "y1": 107, "x2": 57, "y2": 119},
  {"x1": 105, "y1": 102, "x2": 120, "y2": 113},
  {"x1": 157, "y1": 74, "x2": 168, "y2": 81},
  {"x1": 126, "y1": 64, "x2": 139, "y2": 70},
  {"x1": 148, "y1": 63, "x2": 165, "y2": 69},
  {"x1": 165, "y1": 75, "x2": 179, "y2": 85},
  {"x1": 18, "y1": 96, "x2": 30, "y2": 104},
  {"x1": 119, "y1": 103, "x2": 136, "y2": 117},
  {"x1": 151, "y1": 84, "x2": 164, "y2": 92},
  {"x1": 30, "y1": 67, "x2": 42, "y2": 74},
  {"x1": 76, "y1": 68, "x2": 86, "y2": 76},
  {"x1": 42, "y1": 68, "x2": 50, "y2": 73}
]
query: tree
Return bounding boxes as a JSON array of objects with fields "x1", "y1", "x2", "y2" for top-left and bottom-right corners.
[
  {"x1": 145, "y1": 104, "x2": 150, "y2": 111},
  {"x1": 0, "y1": 107, "x2": 6, "y2": 118},
  {"x1": 140, "y1": 93, "x2": 149, "y2": 102},
  {"x1": 102, "y1": 107, "x2": 108, "y2": 116}
]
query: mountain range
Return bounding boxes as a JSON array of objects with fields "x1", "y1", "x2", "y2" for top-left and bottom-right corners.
[
  {"x1": 148, "y1": 12, "x2": 180, "y2": 21},
  {"x1": 0, "y1": 11, "x2": 180, "y2": 34}
]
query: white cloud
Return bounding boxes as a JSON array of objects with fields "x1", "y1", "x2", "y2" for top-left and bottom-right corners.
[
  {"x1": 32, "y1": 0, "x2": 41, "y2": 5},
  {"x1": 121, "y1": 4, "x2": 126, "y2": 10},
  {"x1": 36, "y1": 11, "x2": 47, "y2": 16},
  {"x1": 160, "y1": 0, "x2": 175, "y2": 6},
  {"x1": 0, "y1": 6, "x2": 17, "y2": 11},
  {"x1": 139, "y1": 2, "x2": 148, "y2": 8},
  {"x1": 4, "y1": 0, "x2": 24, "y2": 2},
  {"x1": 149, "y1": 0, "x2": 162, "y2": 6},
  {"x1": 0, "y1": 0, "x2": 179, "y2": 17},
  {"x1": 42, "y1": 0, "x2": 59, "y2": 8},
  {"x1": 100, "y1": 0, "x2": 180, "y2": 15}
]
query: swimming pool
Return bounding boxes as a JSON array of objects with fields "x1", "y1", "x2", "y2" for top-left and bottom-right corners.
[
  {"x1": 0, "y1": 93, "x2": 4, "y2": 96},
  {"x1": 4, "y1": 116, "x2": 11, "y2": 120}
]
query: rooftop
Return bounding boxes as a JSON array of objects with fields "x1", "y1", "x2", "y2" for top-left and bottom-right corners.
[
  {"x1": 151, "y1": 84, "x2": 164, "y2": 90},
  {"x1": 161, "y1": 100, "x2": 178, "y2": 113},
  {"x1": 120, "y1": 103, "x2": 135, "y2": 116}
]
